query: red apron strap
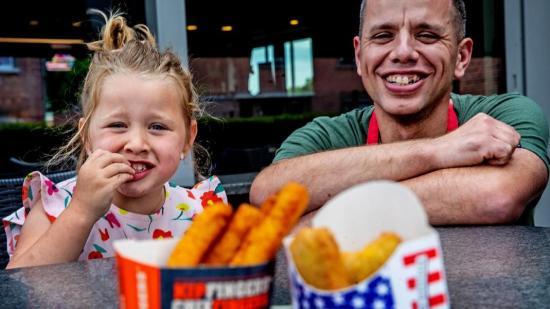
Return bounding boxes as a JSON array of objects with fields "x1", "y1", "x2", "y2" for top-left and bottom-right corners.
[
  {"x1": 366, "y1": 110, "x2": 379, "y2": 145},
  {"x1": 447, "y1": 99, "x2": 458, "y2": 132},
  {"x1": 366, "y1": 99, "x2": 458, "y2": 145}
]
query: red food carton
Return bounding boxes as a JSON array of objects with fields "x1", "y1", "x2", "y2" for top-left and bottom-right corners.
[
  {"x1": 114, "y1": 238, "x2": 274, "y2": 309},
  {"x1": 284, "y1": 181, "x2": 450, "y2": 309}
]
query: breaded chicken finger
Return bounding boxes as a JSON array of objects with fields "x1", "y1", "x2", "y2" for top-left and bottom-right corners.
[
  {"x1": 203, "y1": 204, "x2": 262, "y2": 265},
  {"x1": 343, "y1": 232, "x2": 401, "y2": 283},
  {"x1": 167, "y1": 203, "x2": 233, "y2": 267},
  {"x1": 290, "y1": 227, "x2": 351, "y2": 290},
  {"x1": 231, "y1": 182, "x2": 309, "y2": 265}
]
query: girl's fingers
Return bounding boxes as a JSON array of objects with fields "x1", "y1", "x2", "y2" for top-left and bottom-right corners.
[
  {"x1": 112, "y1": 173, "x2": 135, "y2": 188},
  {"x1": 91, "y1": 151, "x2": 131, "y2": 169},
  {"x1": 103, "y1": 162, "x2": 135, "y2": 178}
]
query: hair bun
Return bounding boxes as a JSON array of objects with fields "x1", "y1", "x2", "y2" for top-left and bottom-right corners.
[{"x1": 86, "y1": 9, "x2": 155, "y2": 52}]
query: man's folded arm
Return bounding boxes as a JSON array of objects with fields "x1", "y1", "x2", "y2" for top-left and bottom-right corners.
[
  {"x1": 251, "y1": 139, "x2": 444, "y2": 211},
  {"x1": 402, "y1": 148, "x2": 548, "y2": 225}
]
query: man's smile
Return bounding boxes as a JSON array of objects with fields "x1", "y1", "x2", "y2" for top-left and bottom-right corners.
[{"x1": 385, "y1": 74, "x2": 422, "y2": 85}]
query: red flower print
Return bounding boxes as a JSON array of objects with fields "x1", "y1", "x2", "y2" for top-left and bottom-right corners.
[
  {"x1": 88, "y1": 251, "x2": 103, "y2": 259},
  {"x1": 45, "y1": 180, "x2": 59, "y2": 196},
  {"x1": 105, "y1": 212, "x2": 121, "y2": 228},
  {"x1": 200, "y1": 191, "x2": 223, "y2": 208},
  {"x1": 187, "y1": 190, "x2": 195, "y2": 199},
  {"x1": 46, "y1": 213, "x2": 57, "y2": 223},
  {"x1": 99, "y1": 228, "x2": 110, "y2": 241},
  {"x1": 152, "y1": 229, "x2": 173, "y2": 239}
]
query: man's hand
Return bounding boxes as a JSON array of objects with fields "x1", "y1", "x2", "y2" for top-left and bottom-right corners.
[{"x1": 432, "y1": 113, "x2": 521, "y2": 169}]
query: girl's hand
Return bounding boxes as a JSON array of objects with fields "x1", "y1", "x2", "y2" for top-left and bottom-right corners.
[{"x1": 72, "y1": 149, "x2": 135, "y2": 221}]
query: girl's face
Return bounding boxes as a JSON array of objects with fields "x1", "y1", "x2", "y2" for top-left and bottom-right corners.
[{"x1": 86, "y1": 73, "x2": 197, "y2": 199}]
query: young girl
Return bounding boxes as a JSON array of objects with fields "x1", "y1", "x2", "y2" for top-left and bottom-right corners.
[{"x1": 3, "y1": 12, "x2": 226, "y2": 268}]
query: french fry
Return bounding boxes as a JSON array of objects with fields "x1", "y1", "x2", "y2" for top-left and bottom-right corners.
[
  {"x1": 231, "y1": 182, "x2": 309, "y2": 266},
  {"x1": 167, "y1": 203, "x2": 233, "y2": 267},
  {"x1": 290, "y1": 227, "x2": 351, "y2": 290},
  {"x1": 203, "y1": 204, "x2": 263, "y2": 265},
  {"x1": 342, "y1": 232, "x2": 401, "y2": 283}
]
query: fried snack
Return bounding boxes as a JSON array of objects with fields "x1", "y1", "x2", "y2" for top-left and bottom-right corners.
[
  {"x1": 290, "y1": 227, "x2": 351, "y2": 290},
  {"x1": 259, "y1": 195, "x2": 276, "y2": 216},
  {"x1": 167, "y1": 203, "x2": 233, "y2": 267},
  {"x1": 203, "y1": 204, "x2": 263, "y2": 265},
  {"x1": 342, "y1": 232, "x2": 401, "y2": 283},
  {"x1": 231, "y1": 182, "x2": 309, "y2": 266}
]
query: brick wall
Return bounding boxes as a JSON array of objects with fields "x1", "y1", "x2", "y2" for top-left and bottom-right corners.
[
  {"x1": 459, "y1": 57, "x2": 505, "y2": 95},
  {"x1": 311, "y1": 58, "x2": 365, "y2": 113},
  {"x1": 190, "y1": 57, "x2": 250, "y2": 95},
  {"x1": 0, "y1": 58, "x2": 44, "y2": 121}
]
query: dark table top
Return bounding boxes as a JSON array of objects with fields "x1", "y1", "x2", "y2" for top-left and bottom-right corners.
[{"x1": 1, "y1": 226, "x2": 549, "y2": 308}]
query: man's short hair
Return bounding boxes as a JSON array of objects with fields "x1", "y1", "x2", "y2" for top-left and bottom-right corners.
[{"x1": 358, "y1": 0, "x2": 467, "y2": 41}]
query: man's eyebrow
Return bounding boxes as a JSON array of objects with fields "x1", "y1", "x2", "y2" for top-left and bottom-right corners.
[
  {"x1": 367, "y1": 22, "x2": 396, "y2": 32},
  {"x1": 416, "y1": 22, "x2": 445, "y2": 33}
]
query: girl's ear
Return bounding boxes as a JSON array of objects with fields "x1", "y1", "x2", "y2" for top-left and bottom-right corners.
[
  {"x1": 78, "y1": 118, "x2": 92, "y2": 156},
  {"x1": 185, "y1": 119, "x2": 198, "y2": 153}
]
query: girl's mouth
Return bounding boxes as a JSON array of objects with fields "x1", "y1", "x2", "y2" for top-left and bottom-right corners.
[{"x1": 129, "y1": 162, "x2": 154, "y2": 181}]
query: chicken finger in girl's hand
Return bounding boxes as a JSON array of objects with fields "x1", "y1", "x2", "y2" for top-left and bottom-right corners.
[{"x1": 71, "y1": 149, "x2": 135, "y2": 221}]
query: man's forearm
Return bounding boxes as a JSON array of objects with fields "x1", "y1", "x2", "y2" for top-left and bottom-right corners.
[
  {"x1": 402, "y1": 149, "x2": 548, "y2": 225},
  {"x1": 251, "y1": 139, "x2": 440, "y2": 210}
]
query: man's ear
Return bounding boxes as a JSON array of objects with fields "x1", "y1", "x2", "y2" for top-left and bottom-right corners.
[
  {"x1": 78, "y1": 118, "x2": 91, "y2": 155},
  {"x1": 454, "y1": 38, "x2": 473, "y2": 79},
  {"x1": 353, "y1": 36, "x2": 363, "y2": 76},
  {"x1": 184, "y1": 119, "x2": 198, "y2": 154}
]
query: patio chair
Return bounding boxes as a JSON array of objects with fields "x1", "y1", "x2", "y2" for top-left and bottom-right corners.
[{"x1": 0, "y1": 170, "x2": 76, "y2": 269}]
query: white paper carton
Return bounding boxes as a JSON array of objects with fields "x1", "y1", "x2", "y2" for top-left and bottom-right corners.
[{"x1": 284, "y1": 181, "x2": 450, "y2": 309}]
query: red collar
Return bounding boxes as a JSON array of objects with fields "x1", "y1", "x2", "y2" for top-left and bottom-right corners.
[{"x1": 366, "y1": 99, "x2": 458, "y2": 145}]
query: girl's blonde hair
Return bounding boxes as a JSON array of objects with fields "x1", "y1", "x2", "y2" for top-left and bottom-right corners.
[{"x1": 49, "y1": 10, "x2": 202, "y2": 172}]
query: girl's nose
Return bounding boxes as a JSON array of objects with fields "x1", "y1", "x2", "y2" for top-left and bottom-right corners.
[
  {"x1": 390, "y1": 31, "x2": 419, "y2": 64},
  {"x1": 123, "y1": 128, "x2": 150, "y2": 154}
]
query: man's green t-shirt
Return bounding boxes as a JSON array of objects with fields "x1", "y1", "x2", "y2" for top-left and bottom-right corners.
[{"x1": 274, "y1": 93, "x2": 550, "y2": 224}]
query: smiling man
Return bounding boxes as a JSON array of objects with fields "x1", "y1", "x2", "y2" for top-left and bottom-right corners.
[{"x1": 250, "y1": 0, "x2": 550, "y2": 225}]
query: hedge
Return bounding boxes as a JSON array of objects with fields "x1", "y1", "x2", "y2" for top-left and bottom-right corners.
[{"x1": 0, "y1": 113, "x2": 326, "y2": 176}]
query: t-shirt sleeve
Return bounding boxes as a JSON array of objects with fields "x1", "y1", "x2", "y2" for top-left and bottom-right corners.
[
  {"x1": 2, "y1": 172, "x2": 76, "y2": 257},
  {"x1": 456, "y1": 93, "x2": 550, "y2": 173},
  {"x1": 273, "y1": 108, "x2": 371, "y2": 162}
]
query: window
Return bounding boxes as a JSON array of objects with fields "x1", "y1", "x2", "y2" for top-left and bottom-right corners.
[
  {"x1": 248, "y1": 38, "x2": 314, "y2": 97},
  {"x1": 248, "y1": 45, "x2": 275, "y2": 96},
  {"x1": 284, "y1": 38, "x2": 314, "y2": 95},
  {"x1": 0, "y1": 57, "x2": 19, "y2": 73}
]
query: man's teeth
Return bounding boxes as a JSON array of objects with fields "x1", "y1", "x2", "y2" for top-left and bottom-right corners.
[
  {"x1": 132, "y1": 163, "x2": 147, "y2": 172},
  {"x1": 386, "y1": 74, "x2": 421, "y2": 85}
]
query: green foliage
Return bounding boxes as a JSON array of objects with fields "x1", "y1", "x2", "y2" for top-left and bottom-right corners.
[
  {"x1": 0, "y1": 112, "x2": 330, "y2": 175},
  {"x1": 45, "y1": 58, "x2": 90, "y2": 113}
]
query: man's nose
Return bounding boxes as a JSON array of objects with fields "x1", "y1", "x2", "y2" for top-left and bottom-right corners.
[
  {"x1": 123, "y1": 128, "x2": 150, "y2": 154},
  {"x1": 390, "y1": 32, "x2": 419, "y2": 64}
]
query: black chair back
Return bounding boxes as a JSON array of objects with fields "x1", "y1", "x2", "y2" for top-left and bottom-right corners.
[{"x1": 0, "y1": 170, "x2": 76, "y2": 269}]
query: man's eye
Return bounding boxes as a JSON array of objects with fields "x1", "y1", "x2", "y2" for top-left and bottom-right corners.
[
  {"x1": 416, "y1": 32, "x2": 439, "y2": 43},
  {"x1": 371, "y1": 32, "x2": 393, "y2": 42},
  {"x1": 150, "y1": 123, "x2": 167, "y2": 131}
]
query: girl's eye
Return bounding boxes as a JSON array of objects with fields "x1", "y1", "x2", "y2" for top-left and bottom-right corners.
[
  {"x1": 150, "y1": 123, "x2": 167, "y2": 131},
  {"x1": 108, "y1": 122, "x2": 126, "y2": 128}
]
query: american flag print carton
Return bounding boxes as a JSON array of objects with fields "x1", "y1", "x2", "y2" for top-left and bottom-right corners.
[
  {"x1": 284, "y1": 181, "x2": 450, "y2": 309},
  {"x1": 114, "y1": 238, "x2": 274, "y2": 309}
]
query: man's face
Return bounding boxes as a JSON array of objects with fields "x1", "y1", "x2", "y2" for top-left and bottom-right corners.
[{"x1": 354, "y1": 0, "x2": 471, "y2": 119}]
